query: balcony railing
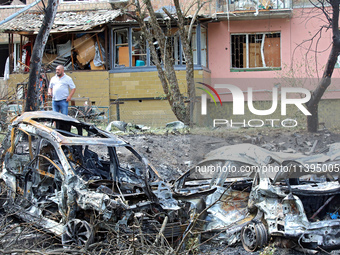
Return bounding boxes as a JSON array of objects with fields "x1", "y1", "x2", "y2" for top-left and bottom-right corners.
[{"x1": 216, "y1": 0, "x2": 292, "y2": 13}]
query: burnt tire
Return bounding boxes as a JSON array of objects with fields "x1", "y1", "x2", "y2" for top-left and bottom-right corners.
[
  {"x1": 241, "y1": 222, "x2": 268, "y2": 252},
  {"x1": 62, "y1": 219, "x2": 94, "y2": 248}
]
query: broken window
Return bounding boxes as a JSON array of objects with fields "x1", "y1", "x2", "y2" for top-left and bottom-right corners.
[
  {"x1": 131, "y1": 28, "x2": 147, "y2": 66},
  {"x1": 114, "y1": 29, "x2": 129, "y2": 67},
  {"x1": 179, "y1": 28, "x2": 198, "y2": 65},
  {"x1": 172, "y1": 33, "x2": 181, "y2": 65},
  {"x1": 150, "y1": 28, "x2": 186, "y2": 66},
  {"x1": 115, "y1": 145, "x2": 159, "y2": 192},
  {"x1": 63, "y1": 144, "x2": 113, "y2": 181},
  {"x1": 34, "y1": 140, "x2": 63, "y2": 194},
  {"x1": 231, "y1": 32, "x2": 281, "y2": 69},
  {"x1": 112, "y1": 25, "x2": 204, "y2": 69},
  {"x1": 201, "y1": 26, "x2": 208, "y2": 67},
  {"x1": 192, "y1": 30, "x2": 197, "y2": 65},
  {"x1": 12, "y1": 129, "x2": 38, "y2": 164}
]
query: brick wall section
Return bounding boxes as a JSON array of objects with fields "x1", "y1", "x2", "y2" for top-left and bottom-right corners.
[
  {"x1": 110, "y1": 100, "x2": 179, "y2": 126},
  {"x1": 6, "y1": 69, "x2": 207, "y2": 126},
  {"x1": 7, "y1": 71, "x2": 110, "y2": 107},
  {"x1": 109, "y1": 70, "x2": 206, "y2": 126},
  {"x1": 68, "y1": 71, "x2": 110, "y2": 107},
  {"x1": 8, "y1": 69, "x2": 340, "y2": 128},
  {"x1": 110, "y1": 70, "x2": 204, "y2": 98}
]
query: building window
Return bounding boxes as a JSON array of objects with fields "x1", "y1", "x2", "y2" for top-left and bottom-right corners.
[
  {"x1": 112, "y1": 25, "x2": 204, "y2": 69},
  {"x1": 231, "y1": 32, "x2": 281, "y2": 70},
  {"x1": 200, "y1": 26, "x2": 207, "y2": 67},
  {"x1": 114, "y1": 29, "x2": 129, "y2": 67},
  {"x1": 131, "y1": 28, "x2": 147, "y2": 66}
]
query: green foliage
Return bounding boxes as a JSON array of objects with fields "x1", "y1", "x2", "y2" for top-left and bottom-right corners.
[{"x1": 260, "y1": 244, "x2": 276, "y2": 255}]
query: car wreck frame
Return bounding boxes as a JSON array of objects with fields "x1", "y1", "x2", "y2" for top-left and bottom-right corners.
[
  {"x1": 0, "y1": 111, "x2": 190, "y2": 247},
  {"x1": 173, "y1": 143, "x2": 340, "y2": 252},
  {"x1": 3, "y1": 111, "x2": 340, "y2": 253}
]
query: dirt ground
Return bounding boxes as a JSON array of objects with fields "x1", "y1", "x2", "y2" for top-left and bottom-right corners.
[{"x1": 122, "y1": 127, "x2": 340, "y2": 181}]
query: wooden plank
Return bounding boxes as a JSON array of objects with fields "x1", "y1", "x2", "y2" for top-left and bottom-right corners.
[
  {"x1": 118, "y1": 46, "x2": 129, "y2": 67},
  {"x1": 264, "y1": 37, "x2": 280, "y2": 67},
  {"x1": 243, "y1": 43, "x2": 262, "y2": 68}
]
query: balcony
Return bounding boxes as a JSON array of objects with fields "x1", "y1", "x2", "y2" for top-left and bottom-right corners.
[{"x1": 215, "y1": 0, "x2": 292, "y2": 20}]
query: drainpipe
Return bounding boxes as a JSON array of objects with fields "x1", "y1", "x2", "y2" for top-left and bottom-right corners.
[{"x1": 0, "y1": 0, "x2": 42, "y2": 26}]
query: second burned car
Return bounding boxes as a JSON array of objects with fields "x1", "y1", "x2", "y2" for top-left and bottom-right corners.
[{"x1": 174, "y1": 143, "x2": 340, "y2": 252}]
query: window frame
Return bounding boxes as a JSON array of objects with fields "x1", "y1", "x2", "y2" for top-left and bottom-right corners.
[
  {"x1": 230, "y1": 32, "x2": 281, "y2": 72},
  {"x1": 110, "y1": 25, "x2": 206, "y2": 71}
]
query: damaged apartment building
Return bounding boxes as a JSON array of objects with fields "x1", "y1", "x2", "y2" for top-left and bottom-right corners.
[{"x1": 1, "y1": 0, "x2": 340, "y2": 128}]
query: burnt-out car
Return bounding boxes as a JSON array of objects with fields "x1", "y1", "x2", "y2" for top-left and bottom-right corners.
[
  {"x1": 0, "y1": 111, "x2": 190, "y2": 247},
  {"x1": 174, "y1": 143, "x2": 340, "y2": 252},
  {"x1": 246, "y1": 143, "x2": 340, "y2": 252}
]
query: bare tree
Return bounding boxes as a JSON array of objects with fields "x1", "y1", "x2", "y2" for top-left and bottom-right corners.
[
  {"x1": 128, "y1": 0, "x2": 207, "y2": 125},
  {"x1": 25, "y1": 0, "x2": 58, "y2": 112},
  {"x1": 305, "y1": 0, "x2": 340, "y2": 132}
]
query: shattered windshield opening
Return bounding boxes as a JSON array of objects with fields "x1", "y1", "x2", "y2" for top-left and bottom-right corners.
[
  {"x1": 62, "y1": 144, "x2": 113, "y2": 181},
  {"x1": 61, "y1": 144, "x2": 159, "y2": 194},
  {"x1": 31, "y1": 117, "x2": 107, "y2": 138}
]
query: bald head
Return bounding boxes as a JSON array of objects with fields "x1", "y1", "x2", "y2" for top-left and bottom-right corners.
[{"x1": 56, "y1": 65, "x2": 65, "y2": 77}]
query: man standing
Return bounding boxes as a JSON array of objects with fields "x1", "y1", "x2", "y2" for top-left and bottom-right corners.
[{"x1": 48, "y1": 65, "x2": 76, "y2": 115}]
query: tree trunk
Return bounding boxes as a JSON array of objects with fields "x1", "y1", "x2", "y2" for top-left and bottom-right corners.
[
  {"x1": 25, "y1": 0, "x2": 58, "y2": 112},
  {"x1": 130, "y1": 0, "x2": 202, "y2": 125},
  {"x1": 306, "y1": 0, "x2": 340, "y2": 132},
  {"x1": 306, "y1": 77, "x2": 331, "y2": 132}
]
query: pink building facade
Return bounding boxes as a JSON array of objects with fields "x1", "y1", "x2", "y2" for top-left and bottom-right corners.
[{"x1": 207, "y1": 6, "x2": 340, "y2": 101}]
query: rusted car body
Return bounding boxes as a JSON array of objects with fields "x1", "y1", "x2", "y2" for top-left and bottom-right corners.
[
  {"x1": 174, "y1": 144, "x2": 340, "y2": 252},
  {"x1": 0, "y1": 111, "x2": 189, "y2": 246}
]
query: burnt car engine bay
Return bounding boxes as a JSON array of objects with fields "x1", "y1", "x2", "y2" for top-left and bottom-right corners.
[{"x1": 1, "y1": 111, "x2": 340, "y2": 253}]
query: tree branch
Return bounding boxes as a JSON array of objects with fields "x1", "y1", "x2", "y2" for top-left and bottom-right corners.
[{"x1": 188, "y1": 1, "x2": 207, "y2": 43}]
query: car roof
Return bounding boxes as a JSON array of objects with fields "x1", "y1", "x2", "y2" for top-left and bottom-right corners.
[
  {"x1": 12, "y1": 111, "x2": 81, "y2": 124},
  {"x1": 11, "y1": 111, "x2": 128, "y2": 147}
]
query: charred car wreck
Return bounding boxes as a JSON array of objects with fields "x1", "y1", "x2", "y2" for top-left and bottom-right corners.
[
  {"x1": 174, "y1": 143, "x2": 340, "y2": 252},
  {"x1": 0, "y1": 111, "x2": 191, "y2": 247},
  {"x1": 2, "y1": 111, "x2": 340, "y2": 253}
]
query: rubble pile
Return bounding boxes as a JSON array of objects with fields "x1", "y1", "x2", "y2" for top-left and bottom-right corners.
[{"x1": 124, "y1": 128, "x2": 340, "y2": 181}]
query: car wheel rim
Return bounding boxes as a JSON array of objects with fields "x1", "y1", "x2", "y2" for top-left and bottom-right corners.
[
  {"x1": 241, "y1": 222, "x2": 268, "y2": 252},
  {"x1": 62, "y1": 219, "x2": 94, "y2": 248}
]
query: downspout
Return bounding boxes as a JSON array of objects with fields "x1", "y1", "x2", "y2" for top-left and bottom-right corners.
[{"x1": 0, "y1": 0, "x2": 42, "y2": 26}]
